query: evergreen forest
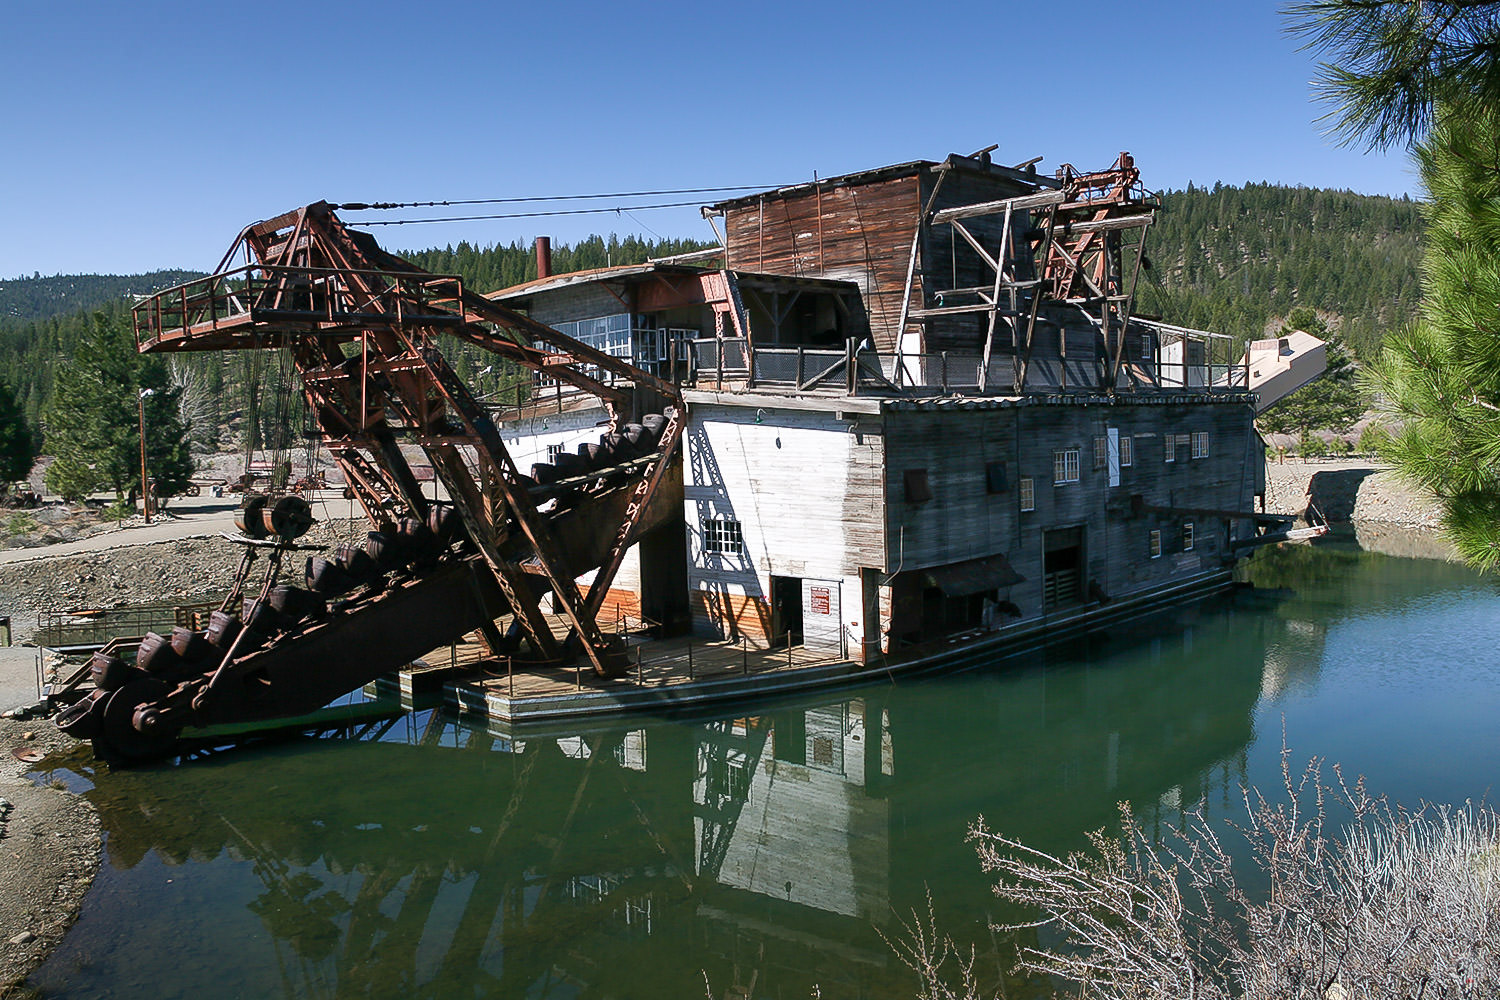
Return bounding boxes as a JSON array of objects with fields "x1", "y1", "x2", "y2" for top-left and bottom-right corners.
[
  {"x1": 1136, "y1": 182, "x2": 1422, "y2": 357},
  {"x1": 0, "y1": 183, "x2": 1422, "y2": 467}
]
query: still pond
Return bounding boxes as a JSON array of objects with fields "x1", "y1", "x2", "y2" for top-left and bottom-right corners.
[{"x1": 26, "y1": 533, "x2": 1500, "y2": 999}]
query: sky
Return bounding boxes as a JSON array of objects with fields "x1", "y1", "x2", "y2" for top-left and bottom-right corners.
[{"x1": 0, "y1": 0, "x2": 1418, "y2": 279}]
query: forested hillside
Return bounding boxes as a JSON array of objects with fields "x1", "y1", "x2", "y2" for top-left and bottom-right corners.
[
  {"x1": 0, "y1": 234, "x2": 712, "y2": 450},
  {"x1": 0, "y1": 270, "x2": 202, "y2": 322},
  {"x1": 1138, "y1": 182, "x2": 1423, "y2": 356}
]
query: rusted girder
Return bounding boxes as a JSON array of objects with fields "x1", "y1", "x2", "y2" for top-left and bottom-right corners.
[{"x1": 123, "y1": 203, "x2": 682, "y2": 699}]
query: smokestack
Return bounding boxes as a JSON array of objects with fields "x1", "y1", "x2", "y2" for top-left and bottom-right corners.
[{"x1": 535, "y1": 236, "x2": 552, "y2": 279}]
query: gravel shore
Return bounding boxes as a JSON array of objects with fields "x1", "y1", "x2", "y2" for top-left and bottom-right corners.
[{"x1": 1263, "y1": 457, "x2": 1445, "y2": 530}]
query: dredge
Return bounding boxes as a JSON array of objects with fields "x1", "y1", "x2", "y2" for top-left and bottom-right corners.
[
  {"x1": 50, "y1": 147, "x2": 1329, "y2": 757},
  {"x1": 55, "y1": 203, "x2": 684, "y2": 759}
]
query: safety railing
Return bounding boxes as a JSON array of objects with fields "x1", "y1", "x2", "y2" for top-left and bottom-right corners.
[
  {"x1": 36, "y1": 597, "x2": 225, "y2": 651},
  {"x1": 133, "y1": 265, "x2": 467, "y2": 347}
]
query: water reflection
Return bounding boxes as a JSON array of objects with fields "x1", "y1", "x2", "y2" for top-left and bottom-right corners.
[{"x1": 34, "y1": 542, "x2": 1495, "y2": 1000}]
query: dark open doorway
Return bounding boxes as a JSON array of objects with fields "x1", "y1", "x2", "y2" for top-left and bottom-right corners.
[{"x1": 770, "y1": 576, "x2": 804, "y2": 646}]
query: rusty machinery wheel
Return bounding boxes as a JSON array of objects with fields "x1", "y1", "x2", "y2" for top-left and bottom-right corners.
[
  {"x1": 263, "y1": 495, "x2": 313, "y2": 540},
  {"x1": 236, "y1": 494, "x2": 270, "y2": 539},
  {"x1": 55, "y1": 690, "x2": 108, "y2": 742},
  {"x1": 99, "y1": 677, "x2": 180, "y2": 761}
]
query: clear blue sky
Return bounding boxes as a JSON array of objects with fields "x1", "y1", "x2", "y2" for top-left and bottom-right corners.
[{"x1": 0, "y1": 0, "x2": 1416, "y2": 278}]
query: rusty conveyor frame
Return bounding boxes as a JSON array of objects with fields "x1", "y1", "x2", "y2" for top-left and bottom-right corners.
[{"x1": 132, "y1": 202, "x2": 684, "y2": 677}]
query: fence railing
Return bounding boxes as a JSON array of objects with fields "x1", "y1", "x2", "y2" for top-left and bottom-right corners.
[
  {"x1": 682, "y1": 338, "x2": 1250, "y2": 398},
  {"x1": 36, "y1": 597, "x2": 225, "y2": 650}
]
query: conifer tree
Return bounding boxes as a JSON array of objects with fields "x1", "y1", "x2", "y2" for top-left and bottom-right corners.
[
  {"x1": 0, "y1": 380, "x2": 37, "y2": 490},
  {"x1": 1288, "y1": 1, "x2": 1500, "y2": 568},
  {"x1": 1364, "y1": 104, "x2": 1500, "y2": 567},
  {"x1": 43, "y1": 311, "x2": 194, "y2": 503}
]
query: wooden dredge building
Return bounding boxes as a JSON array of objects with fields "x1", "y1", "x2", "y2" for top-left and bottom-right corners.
[{"x1": 490, "y1": 148, "x2": 1291, "y2": 667}]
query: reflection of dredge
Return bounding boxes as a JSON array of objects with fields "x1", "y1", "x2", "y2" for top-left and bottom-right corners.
[
  {"x1": 53, "y1": 202, "x2": 685, "y2": 759},
  {"x1": 55, "y1": 596, "x2": 1277, "y2": 1000}
]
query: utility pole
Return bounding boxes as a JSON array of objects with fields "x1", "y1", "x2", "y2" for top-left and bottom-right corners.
[{"x1": 138, "y1": 388, "x2": 155, "y2": 523}]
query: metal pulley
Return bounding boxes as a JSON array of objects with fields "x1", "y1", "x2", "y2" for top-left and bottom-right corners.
[
  {"x1": 264, "y1": 495, "x2": 314, "y2": 540},
  {"x1": 236, "y1": 494, "x2": 314, "y2": 541}
]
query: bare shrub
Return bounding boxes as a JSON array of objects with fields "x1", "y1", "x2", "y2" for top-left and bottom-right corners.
[{"x1": 944, "y1": 746, "x2": 1500, "y2": 999}]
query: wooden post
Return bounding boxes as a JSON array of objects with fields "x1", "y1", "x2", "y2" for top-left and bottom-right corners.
[
  {"x1": 787, "y1": 632, "x2": 793, "y2": 670},
  {"x1": 688, "y1": 641, "x2": 694, "y2": 680},
  {"x1": 742, "y1": 637, "x2": 748, "y2": 675},
  {"x1": 636, "y1": 645, "x2": 642, "y2": 685},
  {"x1": 576, "y1": 661, "x2": 581, "y2": 690},
  {"x1": 507, "y1": 656, "x2": 513, "y2": 699}
]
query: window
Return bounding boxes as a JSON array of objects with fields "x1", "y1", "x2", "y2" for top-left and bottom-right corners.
[
  {"x1": 1164, "y1": 436, "x2": 1177, "y2": 463},
  {"x1": 985, "y1": 461, "x2": 1008, "y2": 494},
  {"x1": 704, "y1": 517, "x2": 745, "y2": 555},
  {"x1": 1019, "y1": 477, "x2": 1035, "y2": 512},
  {"x1": 1120, "y1": 435, "x2": 1133, "y2": 467},
  {"x1": 1053, "y1": 449, "x2": 1080, "y2": 485},
  {"x1": 1183, "y1": 521, "x2": 1195, "y2": 551},
  {"x1": 904, "y1": 469, "x2": 933, "y2": 503},
  {"x1": 1191, "y1": 431, "x2": 1210, "y2": 459},
  {"x1": 1093, "y1": 437, "x2": 1108, "y2": 470},
  {"x1": 546, "y1": 443, "x2": 565, "y2": 459},
  {"x1": 1149, "y1": 529, "x2": 1162, "y2": 559}
]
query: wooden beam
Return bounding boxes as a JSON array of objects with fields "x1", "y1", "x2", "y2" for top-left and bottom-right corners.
[{"x1": 931, "y1": 188, "x2": 1066, "y2": 225}]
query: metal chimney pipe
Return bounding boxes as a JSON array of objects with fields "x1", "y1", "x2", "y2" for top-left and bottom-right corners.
[{"x1": 535, "y1": 236, "x2": 552, "y2": 279}]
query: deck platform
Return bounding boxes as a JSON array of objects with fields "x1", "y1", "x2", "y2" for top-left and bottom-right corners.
[{"x1": 377, "y1": 567, "x2": 1237, "y2": 733}]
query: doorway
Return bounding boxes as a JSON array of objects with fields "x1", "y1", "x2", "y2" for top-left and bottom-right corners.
[
  {"x1": 770, "y1": 576, "x2": 803, "y2": 646},
  {"x1": 1043, "y1": 527, "x2": 1084, "y2": 610}
]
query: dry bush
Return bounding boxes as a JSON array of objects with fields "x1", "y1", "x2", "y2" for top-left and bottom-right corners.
[{"x1": 909, "y1": 746, "x2": 1500, "y2": 999}]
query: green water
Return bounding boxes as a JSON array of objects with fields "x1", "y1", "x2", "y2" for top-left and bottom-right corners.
[{"x1": 27, "y1": 539, "x2": 1500, "y2": 999}]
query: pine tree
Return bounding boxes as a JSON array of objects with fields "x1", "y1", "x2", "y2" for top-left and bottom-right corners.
[
  {"x1": 1289, "y1": 1, "x2": 1500, "y2": 569},
  {"x1": 1365, "y1": 103, "x2": 1500, "y2": 568},
  {"x1": 0, "y1": 380, "x2": 37, "y2": 490},
  {"x1": 43, "y1": 311, "x2": 194, "y2": 503}
]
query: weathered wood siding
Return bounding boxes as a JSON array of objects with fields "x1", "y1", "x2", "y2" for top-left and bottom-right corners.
[
  {"x1": 881, "y1": 397, "x2": 1258, "y2": 634},
  {"x1": 684, "y1": 404, "x2": 885, "y2": 647},
  {"x1": 722, "y1": 175, "x2": 922, "y2": 353}
]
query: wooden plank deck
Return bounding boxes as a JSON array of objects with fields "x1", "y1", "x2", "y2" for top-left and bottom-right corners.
[{"x1": 411, "y1": 617, "x2": 862, "y2": 728}]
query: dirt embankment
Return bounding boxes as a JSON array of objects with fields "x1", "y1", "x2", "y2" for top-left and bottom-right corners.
[
  {"x1": 0, "y1": 716, "x2": 98, "y2": 993},
  {"x1": 1263, "y1": 458, "x2": 1444, "y2": 530},
  {"x1": 0, "y1": 518, "x2": 369, "y2": 645}
]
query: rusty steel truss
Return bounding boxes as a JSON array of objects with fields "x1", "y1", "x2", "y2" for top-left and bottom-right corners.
[
  {"x1": 56, "y1": 203, "x2": 685, "y2": 759},
  {"x1": 899, "y1": 151, "x2": 1158, "y2": 393}
]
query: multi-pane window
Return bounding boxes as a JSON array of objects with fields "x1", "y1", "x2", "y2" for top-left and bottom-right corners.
[
  {"x1": 1191, "y1": 431, "x2": 1210, "y2": 459},
  {"x1": 1183, "y1": 521, "x2": 1195, "y2": 551},
  {"x1": 1120, "y1": 435, "x2": 1134, "y2": 467},
  {"x1": 1019, "y1": 477, "x2": 1035, "y2": 512},
  {"x1": 546, "y1": 443, "x2": 565, "y2": 459},
  {"x1": 1093, "y1": 437, "x2": 1108, "y2": 470},
  {"x1": 704, "y1": 516, "x2": 745, "y2": 555},
  {"x1": 1149, "y1": 529, "x2": 1162, "y2": 559},
  {"x1": 1053, "y1": 449, "x2": 1080, "y2": 485},
  {"x1": 1164, "y1": 436, "x2": 1177, "y2": 463}
]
